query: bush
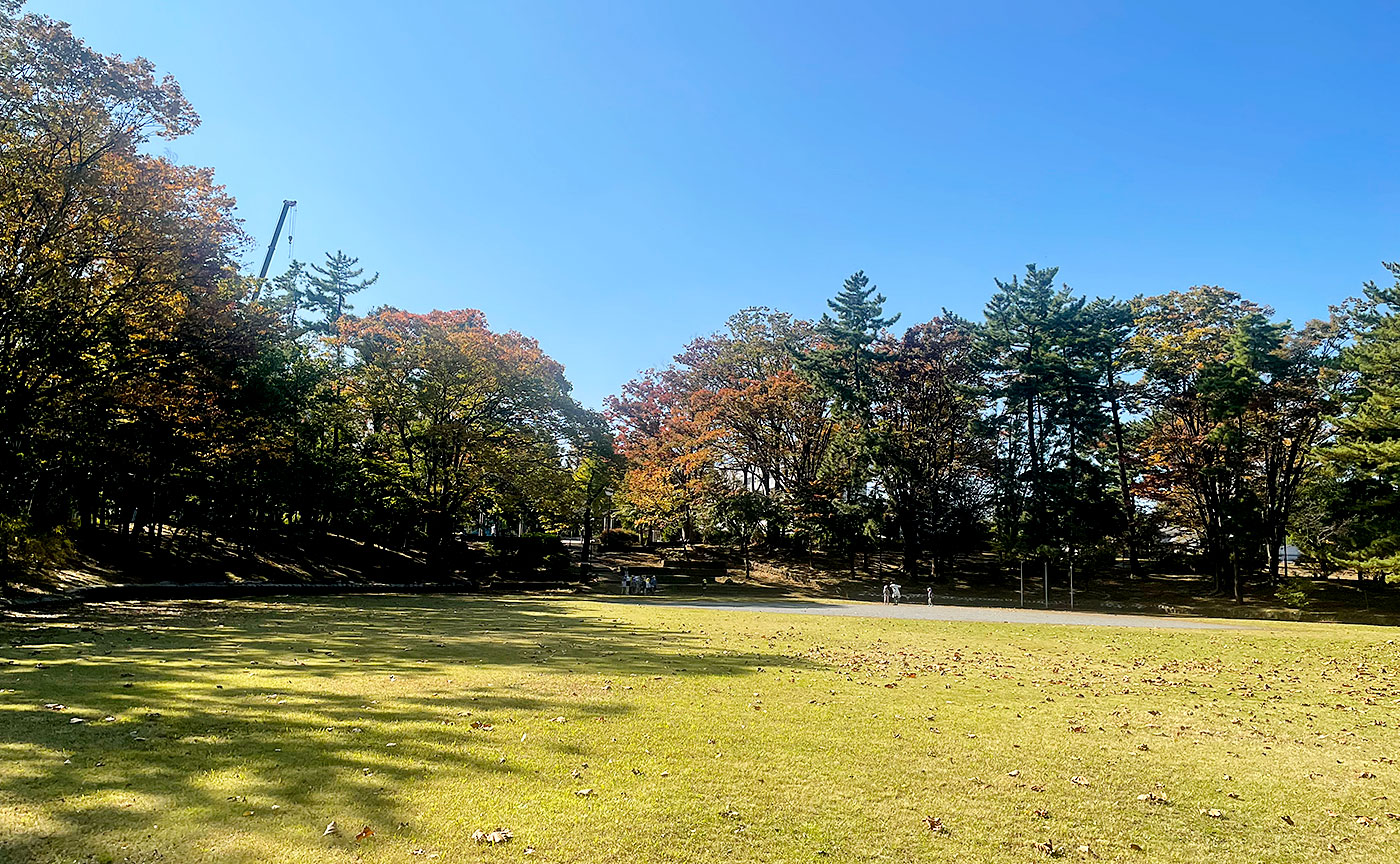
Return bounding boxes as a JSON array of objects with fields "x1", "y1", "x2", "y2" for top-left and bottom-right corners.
[
  {"x1": 490, "y1": 534, "x2": 569, "y2": 577},
  {"x1": 1276, "y1": 574, "x2": 1319, "y2": 610},
  {"x1": 0, "y1": 515, "x2": 75, "y2": 589},
  {"x1": 598, "y1": 528, "x2": 639, "y2": 552}
]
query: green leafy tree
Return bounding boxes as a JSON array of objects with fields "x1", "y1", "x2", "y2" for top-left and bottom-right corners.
[
  {"x1": 572, "y1": 448, "x2": 621, "y2": 565},
  {"x1": 873, "y1": 316, "x2": 992, "y2": 576}
]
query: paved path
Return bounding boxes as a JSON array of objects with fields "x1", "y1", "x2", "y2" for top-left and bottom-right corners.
[{"x1": 610, "y1": 598, "x2": 1243, "y2": 630}]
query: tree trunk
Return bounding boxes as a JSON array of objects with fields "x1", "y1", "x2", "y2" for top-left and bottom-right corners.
[
  {"x1": 899, "y1": 507, "x2": 919, "y2": 577},
  {"x1": 581, "y1": 507, "x2": 594, "y2": 564},
  {"x1": 1107, "y1": 382, "x2": 1140, "y2": 578}
]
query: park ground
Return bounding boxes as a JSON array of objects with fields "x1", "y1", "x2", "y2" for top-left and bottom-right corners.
[
  {"x1": 2, "y1": 596, "x2": 1399, "y2": 863},
  {"x1": 8, "y1": 528, "x2": 1399, "y2": 627}
]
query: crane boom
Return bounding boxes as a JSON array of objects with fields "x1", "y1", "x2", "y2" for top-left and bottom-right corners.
[{"x1": 257, "y1": 199, "x2": 297, "y2": 280}]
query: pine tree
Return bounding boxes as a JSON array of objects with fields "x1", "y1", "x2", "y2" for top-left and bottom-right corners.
[
  {"x1": 268, "y1": 260, "x2": 307, "y2": 334},
  {"x1": 1323, "y1": 262, "x2": 1400, "y2": 573},
  {"x1": 303, "y1": 250, "x2": 379, "y2": 336},
  {"x1": 800, "y1": 270, "x2": 899, "y2": 421},
  {"x1": 793, "y1": 272, "x2": 899, "y2": 567}
]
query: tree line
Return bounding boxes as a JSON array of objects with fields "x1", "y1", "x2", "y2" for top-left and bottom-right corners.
[{"x1": 609, "y1": 266, "x2": 1400, "y2": 599}]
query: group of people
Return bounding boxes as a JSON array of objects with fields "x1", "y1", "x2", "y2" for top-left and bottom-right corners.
[
  {"x1": 881, "y1": 581, "x2": 936, "y2": 606},
  {"x1": 621, "y1": 567, "x2": 657, "y2": 595}
]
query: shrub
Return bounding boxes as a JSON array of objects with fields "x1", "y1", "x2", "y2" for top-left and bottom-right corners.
[
  {"x1": 490, "y1": 534, "x2": 569, "y2": 577},
  {"x1": 0, "y1": 515, "x2": 75, "y2": 590},
  {"x1": 1276, "y1": 574, "x2": 1319, "y2": 610},
  {"x1": 598, "y1": 528, "x2": 639, "y2": 552}
]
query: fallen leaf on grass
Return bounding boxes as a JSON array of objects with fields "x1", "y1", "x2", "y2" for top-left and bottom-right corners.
[
  {"x1": 923, "y1": 816, "x2": 946, "y2": 833},
  {"x1": 472, "y1": 828, "x2": 513, "y2": 845},
  {"x1": 1136, "y1": 793, "x2": 1170, "y2": 805},
  {"x1": 1200, "y1": 809, "x2": 1224, "y2": 819},
  {"x1": 1070, "y1": 776, "x2": 1089, "y2": 787},
  {"x1": 323, "y1": 821, "x2": 339, "y2": 836},
  {"x1": 1032, "y1": 839, "x2": 1062, "y2": 857},
  {"x1": 1281, "y1": 815, "x2": 1295, "y2": 825},
  {"x1": 575, "y1": 788, "x2": 593, "y2": 797},
  {"x1": 355, "y1": 826, "x2": 374, "y2": 842},
  {"x1": 1128, "y1": 843, "x2": 1144, "y2": 852}
]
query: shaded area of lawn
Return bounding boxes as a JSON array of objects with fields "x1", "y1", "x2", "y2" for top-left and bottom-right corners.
[{"x1": 0, "y1": 598, "x2": 807, "y2": 862}]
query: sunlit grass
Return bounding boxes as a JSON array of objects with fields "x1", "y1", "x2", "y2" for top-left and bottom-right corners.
[{"x1": 2, "y1": 597, "x2": 1398, "y2": 862}]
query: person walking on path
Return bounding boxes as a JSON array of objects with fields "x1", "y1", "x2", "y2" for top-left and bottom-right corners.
[
  {"x1": 890, "y1": 582, "x2": 902, "y2": 605},
  {"x1": 926, "y1": 585, "x2": 933, "y2": 606},
  {"x1": 882, "y1": 581, "x2": 891, "y2": 605}
]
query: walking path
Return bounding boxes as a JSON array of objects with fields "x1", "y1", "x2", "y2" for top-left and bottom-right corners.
[{"x1": 608, "y1": 597, "x2": 1244, "y2": 629}]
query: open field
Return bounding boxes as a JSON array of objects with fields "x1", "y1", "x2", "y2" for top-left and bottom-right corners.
[{"x1": 2, "y1": 597, "x2": 1399, "y2": 863}]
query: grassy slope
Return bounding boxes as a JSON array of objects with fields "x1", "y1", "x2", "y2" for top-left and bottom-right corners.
[{"x1": 1, "y1": 597, "x2": 1398, "y2": 863}]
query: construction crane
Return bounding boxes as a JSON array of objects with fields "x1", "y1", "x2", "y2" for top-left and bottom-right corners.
[{"x1": 257, "y1": 199, "x2": 298, "y2": 280}]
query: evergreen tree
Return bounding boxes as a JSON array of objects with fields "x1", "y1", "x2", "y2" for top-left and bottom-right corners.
[
  {"x1": 1084, "y1": 298, "x2": 1144, "y2": 576},
  {"x1": 795, "y1": 271, "x2": 899, "y2": 566},
  {"x1": 800, "y1": 271, "x2": 899, "y2": 421},
  {"x1": 304, "y1": 250, "x2": 379, "y2": 336},
  {"x1": 268, "y1": 260, "x2": 307, "y2": 334},
  {"x1": 982, "y1": 265, "x2": 1118, "y2": 564},
  {"x1": 1323, "y1": 262, "x2": 1400, "y2": 574}
]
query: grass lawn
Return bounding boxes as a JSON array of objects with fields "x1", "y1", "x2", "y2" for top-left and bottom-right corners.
[{"x1": 2, "y1": 597, "x2": 1398, "y2": 863}]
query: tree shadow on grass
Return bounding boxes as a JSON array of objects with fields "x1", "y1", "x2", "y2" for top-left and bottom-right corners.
[{"x1": 0, "y1": 596, "x2": 816, "y2": 861}]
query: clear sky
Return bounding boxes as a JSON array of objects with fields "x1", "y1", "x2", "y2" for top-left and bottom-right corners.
[{"x1": 34, "y1": 0, "x2": 1400, "y2": 408}]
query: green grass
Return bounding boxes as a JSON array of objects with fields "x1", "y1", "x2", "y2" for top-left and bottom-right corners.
[{"x1": 2, "y1": 597, "x2": 1399, "y2": 863}]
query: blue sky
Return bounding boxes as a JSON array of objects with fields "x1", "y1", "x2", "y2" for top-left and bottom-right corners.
[{"x1": 37, "y1": 0, "x2": 1400, "y2": 408}]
